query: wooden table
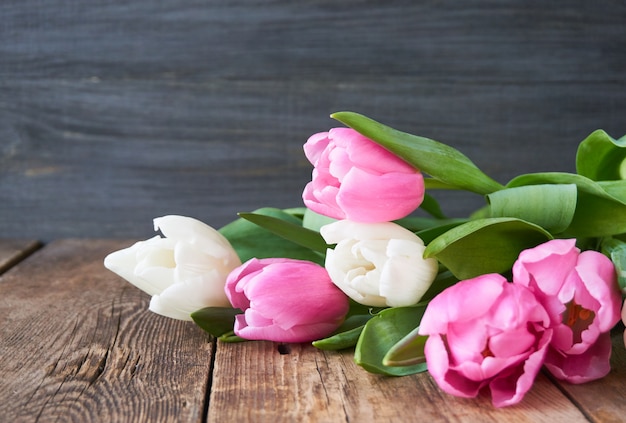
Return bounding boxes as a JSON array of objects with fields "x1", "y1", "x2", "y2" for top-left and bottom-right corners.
[{"x1": 1, "y1": 239, "x2": 625, "y2": 422}]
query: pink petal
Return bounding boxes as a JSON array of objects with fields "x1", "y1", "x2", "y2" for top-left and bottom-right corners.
[
  {"x1": 543, "y1": 332, "x2": 612, "y2": 383},
  {"x1": 513, "y1": 239, "x2": 578, "y2": 295},
  {"x1": 329, "y1": 128, "x2": 416, "y2": 174},
  {"x1": 337, "y1": 167, "x2": 424, "y2": 222},
  {"x1": 575, "y1": 250, "x2": 621, "y2": 332},
  {"x1": 489, "y1": 335, "x2": 550, "y2": 408},
  {"x1": 425, "y1": 335, "x2": 484, "y2": 398},
  {"x1": 419, "y1": 274, "x2": 506, "y2": 335},
  {"x1": 302, "y1": 182, "x2": 344, "y2": 220},
  {"x1": 303, "y1": 132, "x2": 331, "y2": 166}
]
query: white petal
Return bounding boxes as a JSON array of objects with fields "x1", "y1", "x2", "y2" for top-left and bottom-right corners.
[
  {"x1": 148, "y1": 274, "x2": 232, "y2": 320},
  {"x1": 154, "y1": 215, "x2": 240, "y2": 263},
  {"x1": 104, "y1": 238, "x2": 168, "y2": 296},
  {"x1": 321, "y1": 220, "x2": 422, "y2": 244}
]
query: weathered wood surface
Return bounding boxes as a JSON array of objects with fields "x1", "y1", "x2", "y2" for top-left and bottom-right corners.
[
  {"x1": 0, "y1": 240, "x2": 212, "y2": 422},
  {"x1": 1, "y1": 239, "x2": 626, "y2": 422},
  {"x1": 1, "y1": 1, "x2": 626, "y2": 241},
  {"x1": 0, "y1": 239, "x2": 41, "y2": 273}
]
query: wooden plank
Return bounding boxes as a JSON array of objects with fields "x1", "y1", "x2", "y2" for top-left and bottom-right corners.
[
  {"x1": 548, "y1": 329, "x2": 626, "y2": 423},
  {"x1": 0, "y1": 239, "x2": 41, "y2": 273},
  {"x1": 208, "y1": 341, "x2": 589, "y2": 422},
  {"x1": 0, "y1": 239, "x2": 212, "y2": 422}
]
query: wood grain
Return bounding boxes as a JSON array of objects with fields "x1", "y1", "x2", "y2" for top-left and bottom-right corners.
[
  {"x1": 208, "y1": 341, "x2": 589, "y2": 422},
  {"x1": 0, "y1": 239, "x2": 41, "y2": 273},
  {"x1": 1, "y1": 1, "x2": 625, "y2": 240},
  {"x1": 0, "y1": 239, "x2": 212, "y2": 422}
]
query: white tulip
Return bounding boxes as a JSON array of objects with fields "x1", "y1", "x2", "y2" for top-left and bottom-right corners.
[
  {"x1": 104, "y1": 215, "x2": 241, "y2": 320},
  {"x1": 320, "y1": 220, "x2": 438, "y2": 307}
]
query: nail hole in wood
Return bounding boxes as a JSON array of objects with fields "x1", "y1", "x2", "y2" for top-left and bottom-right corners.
[{"x1": 277, "y1": 344, "x2": 290, "y2": 355}]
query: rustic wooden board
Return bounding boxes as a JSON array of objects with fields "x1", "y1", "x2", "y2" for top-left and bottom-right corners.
[
  {"x1": 208, "y1": 341, "x2": 589, "y2": 422},
  {"x1": 1, "y1": 1, "x2": 626, "y2": 240},
  {"x1": 0, "y1": 239, "x2": 41, "y2": 273},
  {"x1": 0, "y1": 239, "x2": 213, "y2": 422}
]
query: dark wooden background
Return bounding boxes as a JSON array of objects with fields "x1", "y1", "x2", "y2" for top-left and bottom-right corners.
[{"x1": 1, "y1": 1, "x2": 625, "y2": 241}]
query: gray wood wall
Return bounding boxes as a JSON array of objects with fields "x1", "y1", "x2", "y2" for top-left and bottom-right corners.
[{"x1": 2, "y1": 1, "x2": 625, "y2": 241}]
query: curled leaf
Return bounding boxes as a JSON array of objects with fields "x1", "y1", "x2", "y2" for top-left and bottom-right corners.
[
  {"x1": 354, "y1": 306, "x2": 428, "y2": 376},
  {"x1": 508, "y1": 173, "x2": 626, "y2": 237},
  {"x1": 383, "y1": 326, "x2": 427, "y2": 367},
  {"x1": 424, "y1": 218, "x2": 553, "y2": 279},
  {"x1": 576, "y1": 129, "x2": 626, "y2": 181},
  {"x1": 487, "y1": 184, "x2": 577, "y2": 233}
]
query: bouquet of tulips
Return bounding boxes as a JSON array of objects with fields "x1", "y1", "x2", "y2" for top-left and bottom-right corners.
[{"x1": 104, "y1": 112, "x2": 626, "y2": 407}]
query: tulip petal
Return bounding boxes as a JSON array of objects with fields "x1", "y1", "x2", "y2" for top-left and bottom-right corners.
[
  {"x1": 329, "y1": 127, "x2": 416, "y2": 174},
  {"x1": 544, "y1": 332, "x2": 612, "y2": 383},
  {"x1": 303, "y1": 131, "x2": 331, "y2": 166},
  {"x1": 338, "y1": 168, "x2": 424, "y2": 222},
  {"x1": 104, "y1": 240, "x2": 164, "y2": 296}
]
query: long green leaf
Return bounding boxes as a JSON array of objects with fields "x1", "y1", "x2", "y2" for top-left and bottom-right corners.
[
  {"x1": 238, "y1": 212, "x2": 328, "y2": 254},
  {"x1": 219, "y1": 207, "x2": 325, "y2": 264},
  {"x1": 576, "y1": 129, "x2": 626, "y2": 181},
  {"x1": 424, "y1": 218, "x2": 553, "y2": 279},
  {"x1": 331, "y1": 111, "x2": 503, "y2": 195},
  {"x1": 312, "y1": 315, "x2": 371, "y2": 351},
  {"x1": 486, "y1": 184, "x2": 577, "y2": 234},
  {"x1": 354, "y1": 306, "x2": 428, "y2": 376}
]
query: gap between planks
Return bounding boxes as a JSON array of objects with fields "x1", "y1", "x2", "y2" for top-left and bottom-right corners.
[{"x1": 0, "y1": 239, "x2": 42, "y2": 274}]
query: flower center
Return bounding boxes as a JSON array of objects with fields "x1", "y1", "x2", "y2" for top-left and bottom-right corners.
[
  {"x1": 563, "y1": 300, "x2": 595, "y2": 344},
  {"x1": 481, "y1": 345, "x2": 494, "y2": 358}
]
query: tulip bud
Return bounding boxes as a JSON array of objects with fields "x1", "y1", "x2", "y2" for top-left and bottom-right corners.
[
  {"x1": 104, "y1": 215, "x2": 241, "y2": 320},
  {"x1": 224, "y1": 258, "x2": 349, "y2": 343},
  {"x1": 320, "y1": 220, "x2": 438, "y2": 307},
  {"x1": 302, "y1": 128, "x2": 425, "y2": 223}
]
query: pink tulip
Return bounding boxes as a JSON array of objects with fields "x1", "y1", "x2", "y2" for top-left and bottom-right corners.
[
  {"x1": 418, "y1": 274, "x2": 553, "y2": 408},
  {"x1": 302, "y1": 128, "x2": 425, "y2": 222},
  {"x1": 224, "y1": 258, "x2": 350, "y2": 343},
  {"x1": 513, "y1": 239, "x2": 621, "y2": 383}
]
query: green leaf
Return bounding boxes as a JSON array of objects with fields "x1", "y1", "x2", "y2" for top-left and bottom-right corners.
[
  {"x1": 331, "y1": 111, "x2": 504, "y2": 195},
  {"x1": 576, "y1": 129, "x2": 626, "y2": 181},
  {"x1": 191, "y1": 307, "x2": 242, "y2": 337},
  {"x1": 601, "y1": 238, "x2": 626, "y2": 293},
  {"x1": 424, "y1": 178, "x2": 459, "y2": 190},
  {"x1": 312, "y1": 326, "x2": 365, "y2": 350},
  {"x1": 486, "y1": 184, "x2": 577, "y2": 233},
  {"x1": 424, "y1": 218, "x2": 553, "y2": 279},
  {"x1": 507, "y1": 173, "x2": 626, "y2": 237},
  {"x1": 238, "y1": 212, "x2": 328, "y2": 254},
  {"x1": 218, "y1": 332, "x2": 247, "y2": 343},
  {"x1": 419, "y1": 193, "x2": 446, "y2": 219},
  {"x1": 383, "y1": 326, "x2": 428, "y2": 367},
  {"x1": 312, "y1": 317, "x2": 370, "y2": 350},
  {"x1": 219, "y1": 207, "x2": 325, "y2": 264},
  {"x1": 354, "y1": 306, "x2": 428, "y2": 376},
  {"x1": 302, "y1": 208, "x2": 337, "y2": 232},
  {"x1": 415, "y1": 220, "x2": 468, "y2": 244}
]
